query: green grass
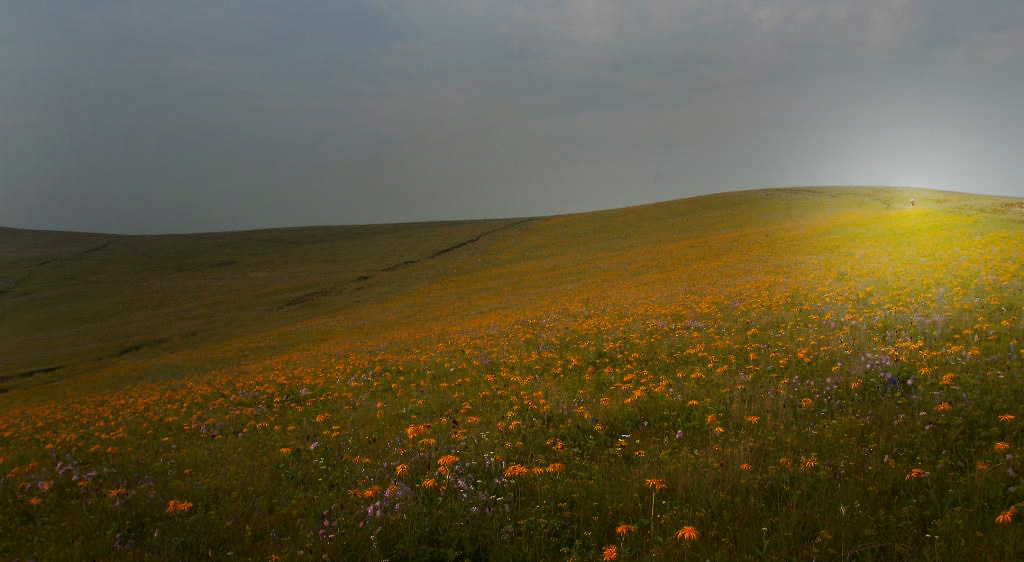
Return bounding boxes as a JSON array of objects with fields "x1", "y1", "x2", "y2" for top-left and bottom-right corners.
[
  {"x1": 2, "y1": 186, "x2": 1024, "y2": 560},
  {"x1": 0, "y1": 218, "x2": 527, "y2": 393}
]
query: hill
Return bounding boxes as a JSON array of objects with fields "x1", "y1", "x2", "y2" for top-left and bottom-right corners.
[
  {"x1": 3, "y1": 186, "x2": 1013, "y2": 395},
  {"x1": 1, "y1": 186, "x2": 1024, "y2": 560}
]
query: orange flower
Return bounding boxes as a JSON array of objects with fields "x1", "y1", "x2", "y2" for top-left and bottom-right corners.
[
  {"x1": 602, "y1": 545, "x2": 618, "y2": 561},
  {"x1": 546, "y1": 463, "x2": 565, "y2": 473},
  {"x1": 935, "y1": 402, "x2": 952, "y2": 412},
  {"x1": 406, "y1": 424, "x2": 430, "y2": 439},
  {"x1": 166, "y1": 500, "x2": 193, "y2": 513},
  {"x1": 279, "y1": 447, "x2": 292, "y2": 455},
  {"x1": 745, "y1": 415, "x2": 760, "y2": 424},
  {"x1": 740, "y1": 463, "x2": 753, "y2": 471},
  {"x1": 996, "y1": 506, "x2": 1017, "y2": 524},
  {"x1": 504, "y1": 464, "x2": 529, "y2": 477},
  {"x1": 645, "y1": 478, "x2": 666, "y2": 490},
  {"x1": 801, "y1": 456, "x2": 818, "y2": 469},
  {"x1": 108, "y1": 487, "x2": 127, "y2": 498},
  {"x1": 995, "y1": 442, "x2": 1011, "y2": 452},
  {"x1": 905, "y1": 468, "x2": 925, "y2": 480},
  {"x1": 801, "y1": 398, "x2": 813, "y2": 408},
  {"x1": 395, "y1": 464, "x2": 409, "y2": 476},
  {"x1": 977, "y1": 462, "x2": 990, "y2": 471},
  {"x1": 28, "y1": 497, "x2": 42, "y2": 506},
  {"x1": 422, "y1": 478, "x2": 437, "y2": 489},
  {"x1": 675, "y1": 526, "x2": 699, "y2": 541},
  {"x1": 615, "y1": 523, "x2": 636, "y2": 536},
  {"x1": 999, "y1": 414, "x2": 1016, "y2": 422}
]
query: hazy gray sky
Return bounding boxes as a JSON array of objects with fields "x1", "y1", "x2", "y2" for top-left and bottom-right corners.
[{"x1": 2, "y1": 1, "x2": 1023, "y2": 233}]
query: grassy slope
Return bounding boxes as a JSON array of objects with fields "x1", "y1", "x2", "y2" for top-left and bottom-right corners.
[
  {"x1": 2, "y1": 186, "x2": 1024, "y2": 560},
  {"x1": 0, "y1": 218, "x2": 528, "y2": 392},
  {"x1": 2, "y1": 186, "x2": 1012, "y2": 396}
]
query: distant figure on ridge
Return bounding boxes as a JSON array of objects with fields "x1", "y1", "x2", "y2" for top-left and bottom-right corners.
[{"x1": 910, "y1": 198, "x2": 915, "y2": 208}]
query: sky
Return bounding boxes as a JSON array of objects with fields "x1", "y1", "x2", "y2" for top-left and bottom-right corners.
[{"x1": 2, "y1": 1, "x2": 1024, "y2": 234}]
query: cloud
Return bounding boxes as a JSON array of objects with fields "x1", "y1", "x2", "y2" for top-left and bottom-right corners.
[
  {"x1": 2, "y1": 0, "x2": 1023, "y2": 232},
  {"x1": 955, "y1": 20, "x2": 1024, "y2": 63}
]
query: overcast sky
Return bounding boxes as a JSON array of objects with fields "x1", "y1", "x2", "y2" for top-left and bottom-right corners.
[{"x1": 2, "y1": 1, "x2": 1023, "y2": 233}]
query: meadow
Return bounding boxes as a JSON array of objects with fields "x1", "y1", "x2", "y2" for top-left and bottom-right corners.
[{"x1": 2, "y1": 186, "x2": 1024, "y2": 560}]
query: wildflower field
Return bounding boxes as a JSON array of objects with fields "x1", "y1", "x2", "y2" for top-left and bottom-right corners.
[{"x1": 2, "y1": 187, "x2": 1024, "y2": 560}]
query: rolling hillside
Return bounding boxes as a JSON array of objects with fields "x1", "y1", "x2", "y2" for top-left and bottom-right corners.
[
  {"x1": 2, "y1": 186, "x2": 1024, "y2": 560},
  {"x1": 3, "y1": 186, "x2": 1014, "y2": 396}
]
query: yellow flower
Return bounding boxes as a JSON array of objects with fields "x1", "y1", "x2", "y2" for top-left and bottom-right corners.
[
  {"x1": 422, "y1": 478, "x2": 437, "y2": 489},
  {"x1": 602, "y1": 545, "x2": 618, "y2": 561},
  {"x1": 395, "y1": 464, "x2": 409, "y2": 476},
  {"x1": 675, "y1": 526, "x2": 699, "y2": 541}
]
